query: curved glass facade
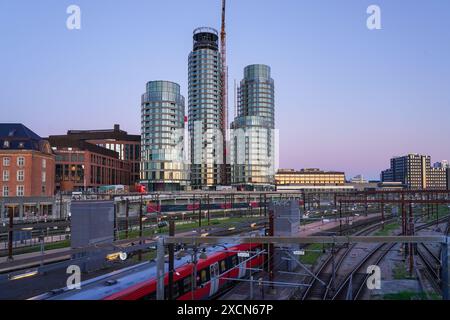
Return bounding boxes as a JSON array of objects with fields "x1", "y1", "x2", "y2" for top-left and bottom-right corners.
[
  {"x1": 188, "y1": 28, "x2": 225, "y2": 188},
  {"x1": 230, "y1": 64, "x2": 275, "y2": 190},
  {"x1": 141, "y1": 81, "x2": 189, "y2": 191}
]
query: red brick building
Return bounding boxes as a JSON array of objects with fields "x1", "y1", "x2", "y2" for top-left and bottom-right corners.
[
  {"x1": 0, "y1": 124, "x2": 55, "y2": 197},
  {"x1": 48, "y1": 135, "x2": 131, "y2": 192}
]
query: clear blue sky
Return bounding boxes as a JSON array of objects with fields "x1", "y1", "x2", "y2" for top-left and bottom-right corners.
[{"x1": 1, "y1": 0, "x2": 449, "y2": 179}]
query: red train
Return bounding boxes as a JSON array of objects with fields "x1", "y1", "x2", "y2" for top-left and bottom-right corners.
[{"x1": 104, "y1": 243, "x2": 264, "y2": 300}]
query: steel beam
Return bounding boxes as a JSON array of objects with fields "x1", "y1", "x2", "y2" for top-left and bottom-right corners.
[{"x1": 164, "y1": 235, "x2": 445, "y2": 245}]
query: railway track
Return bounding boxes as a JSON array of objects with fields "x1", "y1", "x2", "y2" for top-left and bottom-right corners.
[
  {"x1": 301, "y1": 213, "x2": 450, "y2": 300},
  {"x1": 301, "y1": 218, "x2": 394, "y2": 300}
]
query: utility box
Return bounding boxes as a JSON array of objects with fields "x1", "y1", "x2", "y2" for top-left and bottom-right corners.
[
  {"x1": 269, "y1": 199, "x2": 300, "y2": 236},
  {"x1": 70, "y1": 200, "x2": 115, "y2": 272},
  {"x1": 269, "y1": 200, "x2": 301, "y2": 273}
]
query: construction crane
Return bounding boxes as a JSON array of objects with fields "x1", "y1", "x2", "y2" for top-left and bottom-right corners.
[{"x1": 220, "y1": 0, "x2": 228, "y2": 184}]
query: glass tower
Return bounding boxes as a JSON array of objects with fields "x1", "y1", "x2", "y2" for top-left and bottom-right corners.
[
  {"x1": 188, "y1": 27, "x2": 225, "y2": 189},
  {"x1": 230, "y1": 64, "x2": 275, "y2": 190},
  {"x1": 141, "y1": 81, "x2": 189, "y2": 191}
]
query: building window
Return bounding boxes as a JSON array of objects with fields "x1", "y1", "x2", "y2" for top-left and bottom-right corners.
[
  {"x1": 41, "y1": 185, "x2": 46, "y2": 194},
  {"x1": 16, "y1": 185, "x2": 24, "y2": 197},
  {"x1": 2, "y1": 157, "x2": 10, "y2": 166},
  {"x1": 17, "y1": 156, "x2": 25, "y2": 167},
  {"x1": 17, "y1": 170, "x2": 24, "y2": 182},
  {"x1": 3, "y1": 140, "x2": 9, "y2": 148},
  {"x1": 2, "y1": 185, "x2": 8, "y2": 197},
  {"x1": 2, "y1": 170, "x2": 9, "y2": 182},
  {"x1": 42, "y1": 159, "x2": 47, "y2": 169},
  {"x1": 42, "y1": 171, "x2": 46, "y2": 183}
]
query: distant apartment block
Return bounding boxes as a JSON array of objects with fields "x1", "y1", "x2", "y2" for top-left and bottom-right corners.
[{"x1": 380, "y1": 154, "x2": 448, "y2": 190}]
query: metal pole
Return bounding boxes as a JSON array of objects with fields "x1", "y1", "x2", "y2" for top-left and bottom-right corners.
[
  {"x1": 339, "y1": 201, "x2": 342, "y2": 236},
  {"x1": 409, "y1": 203, "x2": 414, "y2": 276},
  {"x1": 139, "y1": 195, "x2": 143, "y2": 261},
  {"x1": 191, "y1": 247, "x2": 198, "y2": 300},
  {"x1": 269, "y1": 212, "x2": 275, "y2": 292},
  {"x1": 198, "y1": 198, "x2": 202, "y2": 228},
  {"x1": 40, "y1": 229, "x2": 45, "y2": 267},
  {"x1": 8, "y1": 208, "x2": 13, "y2": 261},
  {"x1": 59, "y1": 192, "x2": 63, "y2": 220},
  {"x1": 156, "y1": 237, "x2": 165, "y2": 300},
  {"x1": 381, "y1": 194, "x2": 385, "y2": 229},
  {"x1": 250, "y1": 275, "x2": 254, "y2": 300},
  {"x1": 125, "y1": 199, "x2": 129, "y2": 239},
  {"x1": 207, "y1": 194, "x2": 210, "y2": 225},
  {"x1": 168, "y1": 220, "x2": 175, "y2": 300},
  {"x1": 441, "y1": 237, "x2": 449, "y2": 300},
  {"x1": 113, "y1": 201, "x2": 117, "y2": 241}
]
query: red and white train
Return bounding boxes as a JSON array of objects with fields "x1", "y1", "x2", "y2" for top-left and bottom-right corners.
[{"x1": 33, "y1": 243, "x2": 264, "y2": 300}]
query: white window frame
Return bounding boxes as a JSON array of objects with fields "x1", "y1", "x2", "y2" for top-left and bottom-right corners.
[
  {"x1": 16, "y1": 185, "x2": 24, "y2": 197},
  {"x1": 17, "y1": 170, "x2": 24, "y2": 182},
  {"x1": 17, "y1": 156, "x2": 25, "y2": 167},
  {"x1": 42, "y1": 159, "x2": 46, "y2": 169},
  {"x1": 2, "y1": 185, "x2": 9, "y2": 197},
  {"x1": 3, "y1": 157, "x2": 10, "y2": 166},
  {"x1": 42, "y1": 171, "x2": 46, "y2": 183},
  {"x1": 2, "y1": 170, "x2": 9, "y2": 182}
]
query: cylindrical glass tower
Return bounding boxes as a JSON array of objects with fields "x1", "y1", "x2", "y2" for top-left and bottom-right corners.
[
  {"x1": 231, "y1": 64, "x2": 275, "y2": 190},
  {"x1": 141, "y1": 81, "x2": 189, "y2": 191},
  {"x1": 188, "y1": 27, "x2": 225, "y2": 189}
]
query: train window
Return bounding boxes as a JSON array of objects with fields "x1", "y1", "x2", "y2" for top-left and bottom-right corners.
[
  {"x1": 200, "y1": 269, "x2": 207, "y2": 284},
  {"x1": 182, "y1": 276, "x2": 192, "y2": 293},
  {"x1": 220, "y1": 260, "x2": 226, "y2": 273},
  {"x1": 231, "y1": 255, "x2": 238, "y2": 267},
  {"x1": 197, "y1": 268, "x2": 210, "y2": 286}
]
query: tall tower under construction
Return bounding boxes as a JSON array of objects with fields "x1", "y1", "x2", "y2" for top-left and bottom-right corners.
[{"x1": 188, "y1": 27, "x2": 225, "y2": 188}]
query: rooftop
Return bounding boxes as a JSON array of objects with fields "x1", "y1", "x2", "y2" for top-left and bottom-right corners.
[{"x1": 0, "y1": 123, "x2": 51, "y2": 153}]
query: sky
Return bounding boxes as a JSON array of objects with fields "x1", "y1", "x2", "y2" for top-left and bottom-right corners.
[{"x1": 1, "y1": 0, "x2": 450, "y2": 180}]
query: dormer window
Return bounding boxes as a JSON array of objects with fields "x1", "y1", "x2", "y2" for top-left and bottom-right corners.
[
  {"x1": 3, "y1": 140, "x2": 9, "y2": 148},
  {"x1": 18, "y1": 142, "x2": 25, "y2": 148}
]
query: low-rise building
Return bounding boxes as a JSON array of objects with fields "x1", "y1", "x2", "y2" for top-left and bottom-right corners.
[
  {"x1": 275, "y1": 168, "x2": 346, "y2": 191},
  {"x1": 48, "y1": 135, "x2": 131, "y2": 192},
  {"x1": 0, "y1": 124, "x2": 56, "y2": 220}
]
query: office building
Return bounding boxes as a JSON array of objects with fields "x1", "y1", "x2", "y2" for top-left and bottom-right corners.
[
  {"x1": 230, "y1": 64, "x2": 275, "y2": 190},
  {"x1": 140, "y1": 80, "x2": 189, "y2": 191},
  {"x1": 275, "y1": 168, "x2": 346, "y2": 186},
  {"x1": 48, "y1": 135, "x2": 131, "y2": 192},
  {"x1": 56, "y1": 125, "x2": 140, "y2": 184},
  {"x1": 380, "y1": 153, "x2": 448, "y2": 189}
]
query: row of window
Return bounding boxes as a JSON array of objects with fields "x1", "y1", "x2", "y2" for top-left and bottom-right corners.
[
  {"x1": 2, "y1": 156, "x2": 32, "y2": 167},
  {"x1": 2, "y1": 185, "x2": 25, "y2": 197}
]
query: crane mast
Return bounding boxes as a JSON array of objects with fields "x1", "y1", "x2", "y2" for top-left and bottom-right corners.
[{"x1": 220, "y1": 0, "x2": 228, "y2": 183}]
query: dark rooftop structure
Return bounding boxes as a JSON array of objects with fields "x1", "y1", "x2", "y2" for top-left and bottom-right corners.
[
  {"x1": 0, "y1": 123, "x2": 51, "y2": 153},
  {"x1": 56, "y1": 124, "x2": 140, "y2": 142}
]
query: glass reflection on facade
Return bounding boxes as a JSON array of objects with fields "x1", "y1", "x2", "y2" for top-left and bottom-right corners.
[
  {"x1": 141, "y1": 81, "x2": 189, "y2": 191},
  {"x1": 188, "y1": 27, "x2": 225, "y2": 189},
  {"x1": 230, "y1": 64, "x2": 275, "y2": 190}
]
